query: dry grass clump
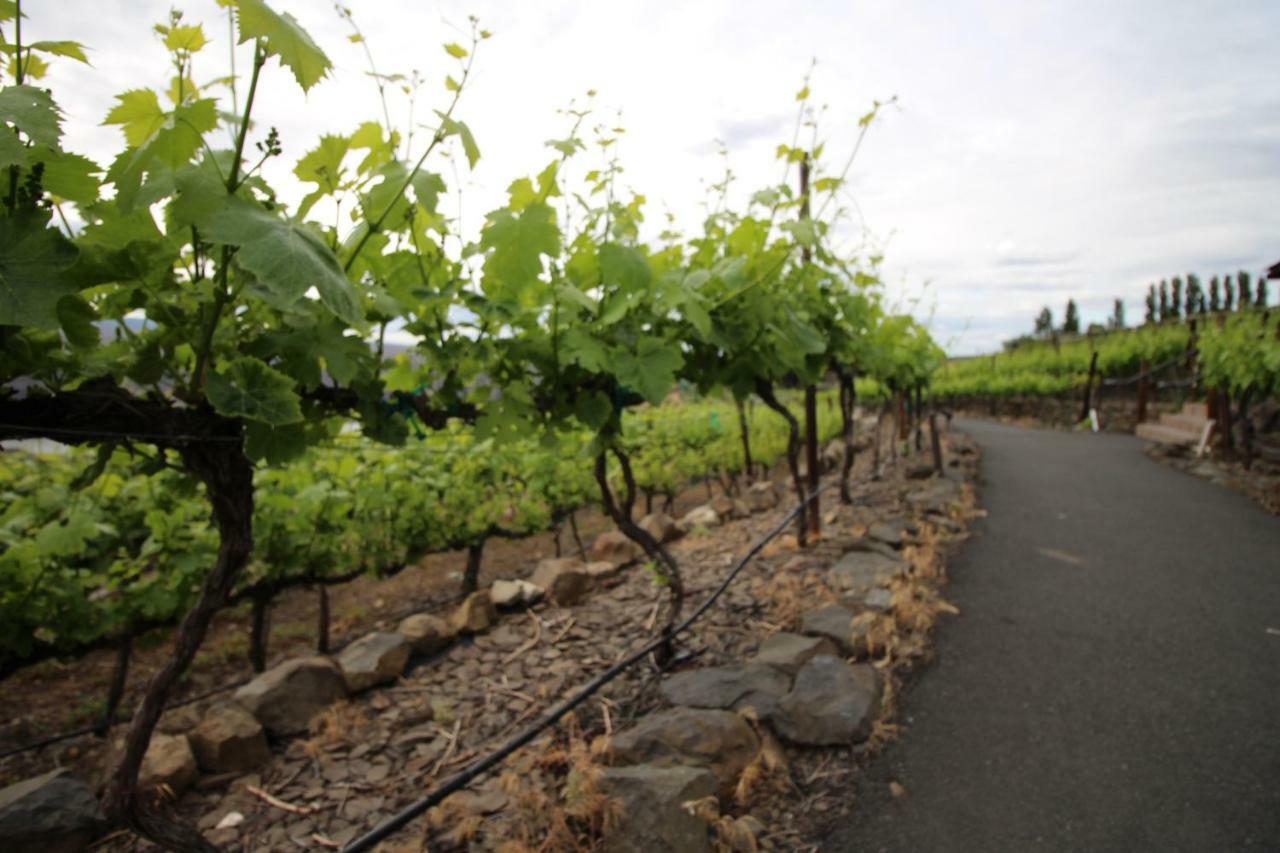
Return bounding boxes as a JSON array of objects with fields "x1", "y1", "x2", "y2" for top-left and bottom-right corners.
[
  {"x1": 304, "y1": 700, "x2": 369, "y2": 752},
  {"x1": 426, "y1": 713, "x2": 618, "y2": 852},
  {"x1": 750, "y1": 571, "x2": 835, "y2": 633}
]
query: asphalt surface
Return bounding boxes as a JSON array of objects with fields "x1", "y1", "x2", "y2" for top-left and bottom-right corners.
[{"x1": 823, "y1": 419, "x2": 1280, "y2": 853}]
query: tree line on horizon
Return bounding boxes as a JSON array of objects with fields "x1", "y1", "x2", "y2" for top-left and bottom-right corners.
[{"x1": 1016, "y1": 269, "x2": 1272, "y2": 348}]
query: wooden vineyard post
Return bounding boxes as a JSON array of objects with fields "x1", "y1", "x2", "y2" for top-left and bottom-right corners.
[
  {"x1": 930, "y1": 409, "x2": 944, "y2": 475},
  {"x1": 1080, "y1": 351, "x2": 1099, "y2": 423},
  {"x1": 1136, "y1": 359, "x2": 1150, "y2": 423},
  {"x1": 805, "y1": 385, "x2": 820, "y2": 539}
]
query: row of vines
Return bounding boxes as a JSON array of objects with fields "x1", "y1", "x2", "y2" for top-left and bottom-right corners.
[
  {"x1": 0, "y1": 1, "x2": 941, "y2": 848},
  {"x1": 928, "y1": 313, "x2": 1279, "y2": 401}
]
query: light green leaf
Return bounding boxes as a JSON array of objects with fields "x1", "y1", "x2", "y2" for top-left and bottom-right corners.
[
  {"x1": 204, "y1": 197, "x2": 360, "y2": 324},
  {"x1": 229, "y1": 0, "x2": 332, "y2": 92},
  {"x1": 293, "y1": 133, "x2": 349, "y2": 192},
  {"x1": 443, "y1": 42, "x2": 468, "y2": 59},
  {"x1": 574, "y1": 391, "x2": 612, "y2": 430},
  {"x1": 28, "y1": 40, "x2": 91, "y2": 64},
  {"x1": 163, "y1": 25, "x2": 207, "y2": 53},
  {"x1": 480, "y1": 201, "x2": 558, "y2": 303},
  {"x1": 435, "y1": 111, "x2": 479, "y2": 169},
  {"x1": 206, "y1": 356, "x2": 304, "y2": 425},
  {"x1": 0, "y1": 211, "x2": 81, "y2": 328},
  {"x1": 599, "y1": 242, "x2": 650, "y2": 292},
  {"x1": 103, "y1": 89, "x2": 164, "y2": 147},
  {"x1": 0, "y1": 84, "x2": 63, "y2": 147},
  {"x1": 411, "y1": 170, "x2": 446, "y2": 213}
]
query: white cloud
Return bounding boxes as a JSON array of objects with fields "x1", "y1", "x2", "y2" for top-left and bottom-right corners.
[{"x1": 37, "y1": 0, "x2": 1280, "y2": 355}]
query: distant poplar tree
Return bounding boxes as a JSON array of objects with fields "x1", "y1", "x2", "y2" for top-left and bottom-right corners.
[
  {"x1": 1257, "y1": 277, "x2": 1270, "y2": 308},
  {"x1": 1170, "y1": 277, "x2": 1183, "y2": 320},
  {"x1": 1034, "y1": 306, "x2": 1053, "y2": 336},
  {"x1": 1144, "y1": 285, "x2": 1157, "y2": 324},
  {"x1": 1111, "y1": 298, "x2": 1125, "y2": 329},
  {"x1": 1185, "y1": 273, "x2": 1202, "y2": 316},
  {"x1": 1224, "y1": 274, "x2": 1235, "y2": 311},
  {"x1": 1238, "y1": 270, "x2": 1252, "y2": 309},
  {"x1": 1209, "y1": 276, "x2": 1221, "y2": 312},
  {"x1": 1159, "y1": 280, "x2": 1170, "y2": 320},
  {"x1": 1063, "y1": 299, "x2": 1080, "y2": 334}
]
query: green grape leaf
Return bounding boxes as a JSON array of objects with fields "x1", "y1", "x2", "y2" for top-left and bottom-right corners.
[
  {"x1": 0, "y1": 84, "x2": 63, "y2": 147},
  {"x1": 245, "y1": 421, "x2": 307, "y2": 464},
  {"x1": 614, "y1": 338, "x2": 683, "y2": 405},
  {"x1": 206, "y1": 356, "x2": 304, "y2": 425},
  {"x1": 69, "y1": 443, "x2": 116, "y2": 491},
  {"x1": 28, "y1": 40, "x2": 91, "y2": 64},
  {"x1": 480, "y1": 201, "x2": 558, "y2": 303},
  {"x1": 293, "y1": 133, "x2": 349, "y2": 192},
  {"x1": 435, "y1": 111, "x2": 480, "y2": 169},
  {"x1": 203, "y1": 196, "x2": 360, "y2": 324},
  {"x1": 0, "y1": 211, "x2": 81, "y2": 328},
  {"x1": 0, "y1": 128, "x2": 26, "y2": 169},
  {"x1": 34, "y1": 510, "x2": 97, "y2": 557},
  {"x1": 574, "y1": 391, "x2": 612, "y2": 430},
  {"x1": 103, "y1": 89, "x2": 165, "y2": 147},
  {"x1": 163, "y1": 25, "x2": 207, "y2": 53},
  {"x1": 229, "y1": 0, "x2": 332, "y2": 93},
  {"x1": 56, "y1": 293, "x2": 98, "y2": 349},
  {"x1": 561, "y1": 326, "x2": 608, "y2": 372},
  {"x1": 29, "y1": 146, "x2": 100, "y2": 204},
  {"x1": 599, "y1": 242, "x2": 650, "y2": 292},
  {"x1": 411, "y1": 170, "x2": 446, "y2": 213}
]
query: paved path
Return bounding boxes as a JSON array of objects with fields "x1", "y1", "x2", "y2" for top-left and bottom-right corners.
[{"x1": 824, "y1": 419, "x2": 1280, "y2": 852}]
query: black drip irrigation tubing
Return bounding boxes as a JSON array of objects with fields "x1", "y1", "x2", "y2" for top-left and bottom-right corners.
[{"x1": 341, "y1": 484, "x2": 831, "y2": 853}]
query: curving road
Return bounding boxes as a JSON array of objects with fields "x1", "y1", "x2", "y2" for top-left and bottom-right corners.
[{"x1": 824, "y1": 419, "x2": 1280, "y2": 852}]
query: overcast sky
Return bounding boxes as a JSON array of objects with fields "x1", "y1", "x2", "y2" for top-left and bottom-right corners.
[{"x1": 39, "y1": 0, "x2": 1280, "y2": 354}]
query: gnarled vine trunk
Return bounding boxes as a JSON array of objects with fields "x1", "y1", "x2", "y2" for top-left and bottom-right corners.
[
  {"x1": 101, "y1": 441, "x2": 255, "y2": 853},
  {"x1": 593, "y1": 447, "x2": 684, "y2": 651},
  {"x1": 755, "y1": 379, "x2": 807, "y2": 545},
  {"x1": 736, "y1": 397, "x2": 754, "y2": 483},
  {"x1": 837, "y1": 370, "x2": 858, "y2": 504}
]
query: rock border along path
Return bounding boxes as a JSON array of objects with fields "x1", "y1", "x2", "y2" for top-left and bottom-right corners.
[{"x1": 2, "y1": 426, "x2": 982, "y2": 851}]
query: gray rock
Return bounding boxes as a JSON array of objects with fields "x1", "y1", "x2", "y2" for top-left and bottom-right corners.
[
  {"x1": 0, "y1": 769, "x2": 106, "y2": 853},
  {"x1": 531, "y1": 557, "x2": 592, "y2": 605},
  {"x1": 584, "y1": 560, "x2": 622, "y2": 580},
  {"x1": 397, "y1": 612, "x2": 455, "y2": 655},
  {"x1": 140, "y1": 733, "x2": 199, "y2": 796},
  {"x1": 234, "y1": 656, "x2": 347, "y2": 736},
  {"x1": 772, "y1": 655, "x2": 881, "y2": 745},
  {"x1": 744, "y1": 481, "x2": 779, "y2": 512},
  {"x1": 337, "y1": 631, "x2": 411, "y2": 692},
  {"x1": 449, "y1": 590, "x2": 498, "y2": 634},
  {"x1": 679, "y1": 505, "x2": 720, "y2": 531},
  {"x1": 639, "y1": 512, "x2": 684, "y2": 545},
  {"x1": 800, "y1": 605, "x2": 860, "y2": 656},
  {"x1": 828, "y1": 550, "x2": 901, "y2": 599},
  {"x1": 867, "y1": 520, "x2": 908, "y2": 548},
  {"x1": 710, "y1": 495, "x2": 750, "y2": 520},
  {"x1": 610, "y1": 707, "x2": 760, "y2": 798},
  {"x1": 491, "y1": 578, "x2": 544, "y2": 609},
  {"x1": 599, "y1": 765, "x2": 715, "y2": 853},
  {"x1": 189, "y1": 703, "x2": 271, "y2": 773},
  {"x1": 906, "y1": 462, "x2": 936, "y2": 480},
  {"x1": 589, "y1": 532, "x2": 643, "y2": 566},
  {"x1": 659, "y1": 664, "x2": 791, "y2": 718},
  {"x1": 907, "y1": 477, "x2": 961, "y2": 513},
  {"x1": 750, "y1": 632, "x2": 838, "y2": 675},
  {"x1": 864, "y1": 587, "x2": 894, "y2": 613}
]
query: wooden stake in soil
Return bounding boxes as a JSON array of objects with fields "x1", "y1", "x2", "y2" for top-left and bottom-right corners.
[{"x1": 804, "y1": 385, "x2": 820, "y2": 539}]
